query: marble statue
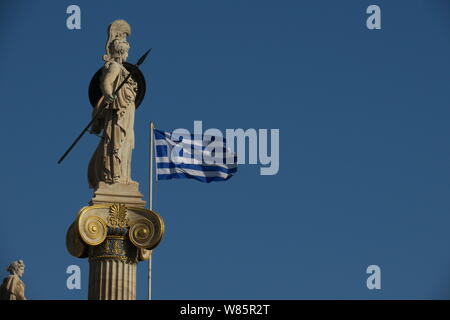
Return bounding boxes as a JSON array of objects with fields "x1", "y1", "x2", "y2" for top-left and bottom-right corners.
[
  {"x1": 88, "y1": 19, "x2": 138, "y2": 189},
  {"x1": 66, "y1": 19, "x2": 164, "y2": 300},
  {"x1": 0, "y1": 260, "x2": 26, "y2": 300}
]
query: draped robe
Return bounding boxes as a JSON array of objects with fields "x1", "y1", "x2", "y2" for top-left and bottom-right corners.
[
  {"x1": 0, "y1": 275, "x2": 26, "y2": 300},
  {"x1": 88, "y1": 61, "x2": 138, "y2": 189}
]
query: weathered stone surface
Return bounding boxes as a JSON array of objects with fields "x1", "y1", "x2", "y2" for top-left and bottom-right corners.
[
  {"x1": 67, "y1": 203, "x2": 164, "y2": 300},
  {"x1": 89, "y1": 259, "x2": 137, "y2": 300},
  {"x1": 65, "y1": 19, "x2": 163, "y2": 301},
  {"x1": 0, "y1": 260, "x2": 26, "y2": 300},
  {"x1": 88, "y1": 19, "x2": 137, "y2": 190},
  {"x1": 90, "y1": 181, "x2": 146, "y2": 207}
]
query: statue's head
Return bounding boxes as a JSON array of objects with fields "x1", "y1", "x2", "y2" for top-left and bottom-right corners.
[
  {"x1": 109, "y1": 38, "x2": 130, "y2": 62},
  {"x1": 103, "y1": 20, "x2": 131, "y2": 63},
  {"x1": 7, "y1": 260, "x2": 25, "y2": 277}
]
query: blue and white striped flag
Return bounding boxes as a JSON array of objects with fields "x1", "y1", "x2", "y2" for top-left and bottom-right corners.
[{"x1": 154, "y1": 129, "x2": 237, "y2": 182}]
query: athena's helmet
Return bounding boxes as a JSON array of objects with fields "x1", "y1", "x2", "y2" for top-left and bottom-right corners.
[{"x1": 103, "y1": 19, "x2": 131, "y2": 62}]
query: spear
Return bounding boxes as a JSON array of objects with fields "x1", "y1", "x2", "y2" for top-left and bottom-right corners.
[{"x1": 57, "y1": 48, "x2": 152, "y2": 164}]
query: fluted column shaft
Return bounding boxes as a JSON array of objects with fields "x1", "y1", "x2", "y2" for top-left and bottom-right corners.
[
  {"x1": 87, "y1": 231, "x2": 138, "y2": 300},
  {"x1": 88, "y1": 259, "x2": 136, "y2": 299}
]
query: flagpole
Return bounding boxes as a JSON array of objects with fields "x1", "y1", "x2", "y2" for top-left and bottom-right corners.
[{"x1": 148, "y1": 121, "x2": 154, "y2": 301}]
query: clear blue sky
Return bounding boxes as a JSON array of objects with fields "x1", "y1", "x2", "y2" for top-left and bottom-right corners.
[{"x1": 1, "y1": 0, "x2": 450, "y2": 299}]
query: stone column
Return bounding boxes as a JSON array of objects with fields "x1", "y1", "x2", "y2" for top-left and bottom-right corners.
[
  {"x1": 66, "y1": 183, "x2": 164, "y2": 300},
  {"x1": 87, "y1": 228, "x2": 138, "y2": 300},
  {"x1": 88, "y1": 259, "x2": 137, "y2": 300}
]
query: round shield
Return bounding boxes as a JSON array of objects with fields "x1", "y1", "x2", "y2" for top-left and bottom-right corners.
[{"x1": 88, "y1": 62, "x2": 147, "y2": 109}]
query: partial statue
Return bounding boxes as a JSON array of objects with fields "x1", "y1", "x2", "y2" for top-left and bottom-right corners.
[
  {"x1": 88, "y1": 19, "x2": 138, "y2": 189},
  {"x1": 0, "y1": 260, "x2": 26, "y2": 300}
]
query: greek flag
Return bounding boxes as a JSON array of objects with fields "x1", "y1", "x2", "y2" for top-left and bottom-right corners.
[{"x1": 154, "y1": 129, "x2": 237, "y2": 182}]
